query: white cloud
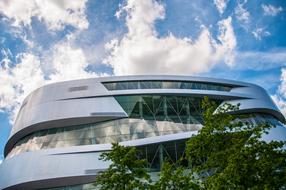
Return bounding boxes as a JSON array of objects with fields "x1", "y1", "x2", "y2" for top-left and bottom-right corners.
[
  {"x1": 48, "y1": 37, "x2": 95, "y2": 82},
  {"x1": 272, "y1": 95, "x2": 286, "y2": 117},
  {"x1": 252, "y1": 27, "x2": 271, "y2": 40},
  {"x1": 0, "y1": 49, "x2": 12, "y2": 67},
  {"x1": 234, "y1": 50, "x2": 286, "y2": 71},
  {"x1": 0, "y1": 53, "x2": 45, "y2": 120},
  {"x1": 214, "y1": 0, "x2": 228, "y2": 15},
  {"x1": 279, "y1": 68, "x2": 286, "y2": 97},
  {"x1": 235, "y1": 1, "x2": 250, "y2": 24},
  {"x1": 0, "y1": 0, "x2": 89, "y2": 30},
  {"x1": 0, "y1": 34, "x2": 100, "y2": 122},
  {"x1": 216, "y1": 17, "x2": 237, "y2": 66},
  {"x1": 104, "y1": 0, "x2": 236, "y2": 75},
  {"x1": 272, "y1": 68, "x2": 286, "y2": 117},
  {"x1": 262, "y1": 4, "x2": 283, "y2": 16}
]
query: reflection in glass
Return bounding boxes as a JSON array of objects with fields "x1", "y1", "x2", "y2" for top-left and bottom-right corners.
[
  {"x1": 7, "y1": 95, "x2": 283, "y2": 158},
  {"x1": 103, "y1": 80, "x2": 233, "y2": 91},
  {"x1": 44, "y1": 139, "x2": 189, "y2": 189},
  {"x1": 7, "y1": 118, "x2": 203, "y2": 158}
]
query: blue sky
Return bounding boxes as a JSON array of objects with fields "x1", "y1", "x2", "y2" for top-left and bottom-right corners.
[{"x1": 0, "y1": 0, "x2": 285, "y2": 161}]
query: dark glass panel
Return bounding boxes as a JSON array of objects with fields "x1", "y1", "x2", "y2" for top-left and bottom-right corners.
[
  {"x1": 117, "y1": 81, "x2": 128, "y2": 90},
  {"x1": 127, "y1": 81, "x2": 138, "y2": 89},
  {"x1": 180, "y1": 82, "x2": 190, "y2": 89},
  {"x1": 151, "y1": 81, "x2": 162, "y2": 88},
  {"x1": 115, "y1": 95, "x2": 206, "y2": 124},
  {"x1": 103, "y1": 81, "x2": 233, "y2": 92},
  {"x1": 155, "y1": 99, "x2": 166, "y2": 121},
  {"x1": 140, "y1": 81, "x2": 153, "y2": 89},
  {"x1": 162, "y1": 141, "x2": 177, "y2": 164},
  {"x1": 146, "y1": 143, "x2": 161, "y2": 171}
]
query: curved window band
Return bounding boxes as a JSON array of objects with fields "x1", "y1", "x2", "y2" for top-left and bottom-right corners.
[
  {"x1": 102, "y1": 80, "x2": 233, "y2": 91},
  {"x1": 7, "y1": 114, "x2": 281, "y2": 159},
  {"x1": 7, "y1": 94, "x2": 282, "y2": 158},
  {"x1": 8, "y1": 95, "x2": 207, "y2": 158},
  {"x1": 7, "y1": 118, "x2": 203, "y2": 158}
]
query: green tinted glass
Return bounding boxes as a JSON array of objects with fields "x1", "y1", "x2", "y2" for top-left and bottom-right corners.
[{"x1": 115, "y1": 95, "x2": 212, "y2": 124}]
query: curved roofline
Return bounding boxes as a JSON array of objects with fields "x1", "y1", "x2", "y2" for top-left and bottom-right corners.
[
  {"x1": 20, "y1": 75, "x2": 259, "y2": 104},
  {"x1": 98, "y1": 74, "x2": 256, "y2": 87},
  {"x1": 42, "y1": 74, "x2": 259, "y2": 88},
  {"x1": 30, "y1": 75, "x2": 259, "y2": 91}
]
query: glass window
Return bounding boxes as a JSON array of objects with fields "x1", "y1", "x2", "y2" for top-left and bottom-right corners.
[
  {"x1": 7, "y1": 118, "x2": 204, "y2": 158},
  {"x1": 7, "y1": 93, "x2": 281, "y2": 159},
  {"x1": 102, "y1": 80, "x2": 233, "y2": 92}
]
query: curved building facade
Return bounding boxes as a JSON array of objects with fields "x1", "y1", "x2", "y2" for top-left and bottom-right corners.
[{"x1": 0, "y1": 75, "x2": 285, "y2": 189}]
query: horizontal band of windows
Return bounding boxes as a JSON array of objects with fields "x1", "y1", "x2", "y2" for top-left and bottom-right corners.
[
  {"x1": 7, "y1": 113, "x2": 280, "y2": 159},
  {"x1": 7, "y1": 119, "x2": 203, "y2": 158},
  {"x1": 103, "y1": 80, "x2": 234, "y2": 91},
  {"x1": 8, "y1": 95, "x2": 208, "y2": 158}
]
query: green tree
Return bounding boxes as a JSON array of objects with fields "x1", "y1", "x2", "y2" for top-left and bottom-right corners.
[
  {"x1": 186, "y1": 97, "x2": 286, "y2": 189},
  {"x1": 94, "y1": 97, "x2": 286, "y2": 190},
  {"x1": 94, "y1": 143, "x2": 151, "y2": 190},
  {"x1": 153, "y1": 162, "x2": 199, "y2": 190}
]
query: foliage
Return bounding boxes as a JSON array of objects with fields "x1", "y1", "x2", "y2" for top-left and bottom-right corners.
[
  {"x1": 94, "y1": 97, "x2": 286, "y2": 190},
  {"x1": 153, "y1": 162, "x2": 200, "y2": 190},
  {"x1": 186, "y1": 97, "x2": 286, "y2": 189},
  {"x1": 93, "y1": 143, "x2": 151, "y2": 190}
]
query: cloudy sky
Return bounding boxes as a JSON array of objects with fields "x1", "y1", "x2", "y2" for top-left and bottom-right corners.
[{"x1": 0, "y1": 0, "x2": 285, "y2": 161}]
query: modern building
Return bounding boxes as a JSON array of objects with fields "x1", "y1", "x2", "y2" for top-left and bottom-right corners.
[{"x1": 0, "y1": 75, "x2": 285, "y2": 190}]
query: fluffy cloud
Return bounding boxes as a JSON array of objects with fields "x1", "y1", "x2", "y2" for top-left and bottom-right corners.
[
  {"x1": 0, "y1": 53, "x2": 45, "y2": 120},
  {"x1": 104, "y1": 0, "x2": 236, "y2": 75},
  {"x1": 0, "y1": 0, "x2": 98, "y2": 122},
  {"x1": 272, "y1": 68, "x2": 286, "y2": 117},
  {"x1": 272, "y1": 95, "x2": 286, "y2": 117},
  {"x1": 216, "y1": 17, "x2": 237, "y2": 66},
  {"x1": 48, "y1": 39, "x2": 95, "y2": 82},
  {"x1": 214, "y1": 0, "x2": 228, "y2": 15},
  {"x1": 262, "y1": 4, "x2": 283, "y2": 16},
  {"x1": 0, "y1": 34, "x2": 99, "y2": 121},
  {"x1": 0, "y1": 0, "x2": 88, "y2": 30}
]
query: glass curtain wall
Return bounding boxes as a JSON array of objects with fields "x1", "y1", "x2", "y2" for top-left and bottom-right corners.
[
  {"x1": 7, "y1": 95, "x2": 282, "y2": 158},
  {"x1": 8, "y1": 96, "x2": 208, "y2": 158},
  {"x1": 114, "y1": 95, "x2": 208, "y2": 124},
  {"x1": 44, "y1": 139, "x2": 189, "y2": 190}
]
